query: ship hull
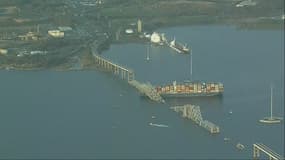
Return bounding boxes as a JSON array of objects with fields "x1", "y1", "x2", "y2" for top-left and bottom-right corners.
[
  {"x1": 169, "y1": 45, "x2": 189, "y2": 54},
  {"x1": 156, "y1": 81, "x2": 224, "y2": 98},
  {"x1": 160, "y1": 92, "x2": 222, "y2": 98}
]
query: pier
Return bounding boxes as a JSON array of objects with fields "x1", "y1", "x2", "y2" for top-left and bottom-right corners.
[
  {"x1": 171, "y1": 104, "x2": 220, "y2": 134},
  {"x1": 253, "y1": 143, "x2": 283, "y2": 160}
]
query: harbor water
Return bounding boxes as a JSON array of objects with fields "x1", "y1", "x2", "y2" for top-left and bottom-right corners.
[{"x1": 0, "y1": 25, "x2": 283, "y2": 159}]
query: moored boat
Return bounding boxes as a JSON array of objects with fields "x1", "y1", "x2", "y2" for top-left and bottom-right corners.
[{"x1": 169, "y1": 38, "x2": 190, "y2": 54}]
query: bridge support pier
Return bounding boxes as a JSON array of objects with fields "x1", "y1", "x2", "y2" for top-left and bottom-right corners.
[
  {"x1": 128, "y1": 71, "x2": 134, "y2": 82},
  {"x1": 92, "y1": 53, "x2": 163, "y2": 103},
  {"x1": 93, "y1": 54, "x2": 135, "y2": 82},
  {"x1": 253, "y1": 145, "x2": 260, "y2": 159}
]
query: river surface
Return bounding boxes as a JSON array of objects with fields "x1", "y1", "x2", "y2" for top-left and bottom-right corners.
[{"x1": 0, "y1": 25, "x2": 284, "y2": 159}]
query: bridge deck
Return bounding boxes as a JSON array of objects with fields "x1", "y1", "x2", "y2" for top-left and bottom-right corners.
[
  {"x1": 129, "y1": 80, "x2": 165, "y2": 103},
  {"x1": 92, "y1": 51, "x2": 164, "y2": 103},
  {"x1": 171, "y1": 105, "x2": 220, "y2": 134},
  {"x1": 254, "y1": 143, "x2": 283, "y2": 160},
  {"x1": 93, "y1": 54, "x2": 132, "y2": 72}
]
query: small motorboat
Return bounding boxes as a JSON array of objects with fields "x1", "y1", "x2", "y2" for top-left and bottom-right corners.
[
  {"x1": 236, "y1": 143, "x2": 245, "y2": 150},
  {"x1": 149, "y1": 122, "x2": 168, "y2": 128}
]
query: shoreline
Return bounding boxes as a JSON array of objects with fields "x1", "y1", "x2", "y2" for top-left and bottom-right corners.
[
  {"x1": 1, "y1": 0, "x2": 283, "y2": 71},
  {"x1": 1, "y1": 20, "x2": 283, "y2": 72}
]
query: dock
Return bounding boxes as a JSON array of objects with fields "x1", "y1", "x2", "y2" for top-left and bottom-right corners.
[{"x1": 171, "y1": 104, "x2": 220, "y2": 134}]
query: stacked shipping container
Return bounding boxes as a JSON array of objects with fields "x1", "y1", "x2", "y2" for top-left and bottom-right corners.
[{"x1": 156, "y1": 81, "x2": 223, "y2": 97}]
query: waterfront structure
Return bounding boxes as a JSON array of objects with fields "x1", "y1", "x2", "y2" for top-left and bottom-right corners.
[
  {"x1": 48, "y1": 30, "x2": 64, "y2": 38},
  {"x1": 0, "y1": 48, "x2": 8, "y2": 55},
  {"x1": 125, "y1": 29, "x2": 134, "y2": 34},
  {"x1": 18, "y1": 32, "x2": 40, "y2": 41},
  {"x1": 150, "y1": 32, "x2": 162, "y2": 44}
]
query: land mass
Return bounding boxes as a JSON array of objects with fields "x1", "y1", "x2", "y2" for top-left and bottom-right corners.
[{"x1": 0, "y1": 0, "x2": 284, "y2": 70}]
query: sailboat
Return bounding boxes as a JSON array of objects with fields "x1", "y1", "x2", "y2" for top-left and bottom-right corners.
[{"x1": 259, "y1": 86, "x2": 282, "y2": 124}]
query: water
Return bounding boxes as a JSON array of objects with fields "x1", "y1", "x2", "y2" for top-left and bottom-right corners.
[{"x1": 0, "y1": 25, "x2": 283, "y2": 159}]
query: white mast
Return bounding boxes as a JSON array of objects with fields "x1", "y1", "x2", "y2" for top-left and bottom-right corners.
[
  {"x1": 259, "y1": 84, "x2": 282, "y2": 123},
  {"x1": 270, "y1": 85, "x2": 273, "y2": 118},
  {"x1": 146, "y1": 42, "x2": 150, "y2": 61},
  {"x1": 37, "y1": 24, "x2": 40, "y2": 33},
  {"x1": 190, "y1": 49, "x2": 192, "y2": 81}
]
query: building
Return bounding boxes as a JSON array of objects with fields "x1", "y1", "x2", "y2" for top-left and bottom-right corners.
[
  {"x1": 150, "y1": 32, "x2": 161, "y2": 43},
  {"x1": 125, "y1": 29, "x2": 134, "y2": 34},
  {"x1": 137, "y1": 19, "x2": 142, "y2": 33},
  {"x1": 48, "y1": 30, "x2": 64, "y2": 38},
  {"x1": 0, "y1": 48, "x2": 8, "y2": 55},
  {"x1": 18, "y1": 32, "x2": 40, "y2": 41}
]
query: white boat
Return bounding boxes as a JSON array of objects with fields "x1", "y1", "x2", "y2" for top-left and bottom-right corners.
[
  {"x1": 236, "y1": 143, "x2": 245, "y2": 150},
  {"x1": 149, "y1": 122, "x2": 168, "y2": 128},
  {"x1": 259, "y1": 86, "x2": 283, "y2": 124},
  {"x1": 169, "y1": 38, "x2": 182, "y2": 53},
  {"x1": 169, "y1": 38, "x2": 190, "y2": 54}
]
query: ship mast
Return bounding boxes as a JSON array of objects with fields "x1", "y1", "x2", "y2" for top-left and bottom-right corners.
[
  {"x1": 190, "y1": 49, "x2": 192, "y2": 81},
  {"x1": 270, "y1": 85, "x2": 273, "y2": 119},
  {"x1": 146, "y1": 42, "x2": 150, "y2": 61},
  {"x1": 259, "y1": 84, "x2": 282, "y2": 124}
]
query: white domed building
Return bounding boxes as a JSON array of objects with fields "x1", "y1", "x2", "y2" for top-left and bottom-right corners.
[{"x1": 150, "y1": 32, "x2": 161, "y2": 44}]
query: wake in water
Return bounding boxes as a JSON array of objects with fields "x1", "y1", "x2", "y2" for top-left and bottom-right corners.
[{"x1": 149, "y1": 122, "x2": 169, "y2": 128}]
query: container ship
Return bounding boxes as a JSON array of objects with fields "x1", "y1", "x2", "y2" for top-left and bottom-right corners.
[
  {"x1": 169, "y1": 38, "x2": 190, "y2": 54},
  {"x1": 156, "y1": 81, "x2": 223, "y2": 97}
]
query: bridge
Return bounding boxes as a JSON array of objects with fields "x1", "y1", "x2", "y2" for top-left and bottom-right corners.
[
  {"x1": 93, "y1": 54, "x2": 135, "y2": 81},
  {"x1": 253, "y1": 143, "x2": 283, "y2": 160},
  {"x1": 128, "y1": 80, "x2": 165, "y2": 103},
  {"x1": 171, "y1": 104, "x2": 220, "y2": 134},
  {"x1": 91, "y1": 45, "x2": 164, "y2": 103}
]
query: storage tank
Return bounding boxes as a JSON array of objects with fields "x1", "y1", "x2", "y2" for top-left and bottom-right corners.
[
  {"x1": 150, "y1": 32, "x2": 161, "y2": 43},
  {"x1": 0, "y1": 48, "x2": 8, "y2": 55},
  {"x1": 48, "y1": 30, "x2": 64, "y2": 38}
]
